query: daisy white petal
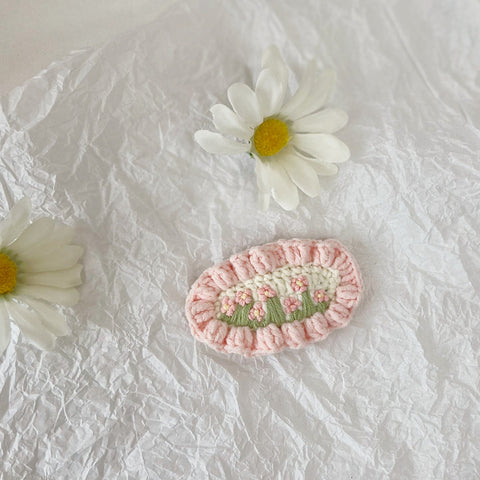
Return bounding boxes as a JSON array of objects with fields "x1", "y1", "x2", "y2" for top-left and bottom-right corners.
[
  {"x1": 22, "y1": 245, "x2": 84, "y2": 273},
  {"x1": 227, "y1": 83, "x2": 262, "y2": 126},
  {"x1": 302, "y1": 158, "x2": 339, "y2": 176},
  {"x1": 5, "y1": 301, "x2": 56, "y2": 350},
  {"x1": 270, "y1": 163, "x2": 299, "y2": 211},
  {"x1": 277, "y1": 152, "x2": 321, "y2": 198},
  {"x1": 261, "y1": 45, "x2": 289, "y2": 113},
  {"x1": 280, "y1": 60, "x2": 316, "y2": 119},
  {"x1": 194, "y1": 130, "x2": 249, "y2": 155},
  {"x1": 262, "y1": 45, "x2": 287, "y2": 72},
  {"x1": 295, "y1": 148, "x2": 342, "y2": 175},
  {"x1": 20, "y1": 224, "x2": 75, "y2": 262},
  {"x1": 256, "y1": 68, "x2": 287, "y2": 117},
  {"x1": 21, "y1": 264, "x2": 83, "y2": 289},
  {"x1": 51, "y1": 224, "x2": 75, "y2": 246},
  {"x1": 0, "y1": 197, "x2": 31, "y2": 247},
  {"x1": 16, "y1": 285, "x2": 80, "y2": 307},
  {"x1": 210, "y1": 104, "x2": 252, "y2": 140},
  {"x1": 293, "y1": 133, "x2": 350, "y2": 163},
  {"x1": 288, "y1": 69, "x2": 336, "y2": 120},
  {"x1": 258, "y1": 192, "x2": 271, "y2": 211},
  {"x1": 8, "y1": 217, "x2": 55, "y2": 256},
  {"x1": 0, "y1": 300, "x2": 11, "y2": 355},
  {"x1": 255, "y1": 156, "x2": 271, "y2": 193},
  {"x1": 21, "y1": 297, "x2": 70, "y2": 336},
  {"x1": 292, "y1": 108, "x2": 348, "y2": 134}
]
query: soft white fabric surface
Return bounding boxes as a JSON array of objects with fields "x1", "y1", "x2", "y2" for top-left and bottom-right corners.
[{"x1": 1, "y1": 0, "x2": 479, "y2": 478}]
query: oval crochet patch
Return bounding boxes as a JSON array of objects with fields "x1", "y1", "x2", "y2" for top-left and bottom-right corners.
[{"x1": 185, "y1": 239, "x2": 363, "y2": 357}]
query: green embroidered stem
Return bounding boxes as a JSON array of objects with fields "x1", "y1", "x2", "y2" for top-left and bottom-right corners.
[
  {"x1": 250, "y1": 317, "x2": 269, "y2": 330},
  {"x1": 237, "y1": 302, "x2": 253, "y2": 326},
  {"x1": 219, "y1": 313, "x2": 234, "y2": 324},
  {"x1": 316, "y1": 301, "x2": 330, "y2": 314},
  {"x1": 289, "y1": 295, "x2": 331, "y2": 322},
  {"x1": 230, "y1": 308, "x2": 242, "y2": 325},
  {"x1": 265, "y1": 296, "x2": 286, "y2": 327},
  {"x1": 289, "y1": 291, "x2": 315, "y2": 322},
  {"x1": 301, "y1": 291, "x2": 317, "y2": 318},
  {"x1": 290, "y1": 308, "x2": 303, "y2": 322},
  {"x1": 221, "y1": 302, "x2": 253, "y2": 327},
  {"x1": 219, "y1": 295, "x2": 332, "y2": 329}
]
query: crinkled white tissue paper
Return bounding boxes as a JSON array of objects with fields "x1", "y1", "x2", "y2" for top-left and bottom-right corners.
[{"x1": 0, "y1": 0, "x2": 479, "y2": 478}]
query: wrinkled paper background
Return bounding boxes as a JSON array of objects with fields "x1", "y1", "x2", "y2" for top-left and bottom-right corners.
[{"x1": 1, "y1": 0, "x2": 480, "y2": 478}]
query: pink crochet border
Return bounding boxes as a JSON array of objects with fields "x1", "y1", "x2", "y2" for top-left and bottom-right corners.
[{"x1": 185, "y1": 239, "x2": 363, "y2": 357}]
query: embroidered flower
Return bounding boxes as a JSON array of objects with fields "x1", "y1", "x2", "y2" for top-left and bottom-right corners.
[
  {"x1": 194, "y1": 45, "x2": 350, "y2": 211},
  {"x1": 257, "y1": 284, "x2": 277, "y2": 302},
  {"x1": 221, "y1": 297, "x2": 236, "y2": 316},
  {"x1": 283, "y1": 297, "x2": 301, "y2": 314},
  {"x1": 0, "y1": 197, "x2": 83, "y2": 354},
  {"x1": 248, "y1": 302, "x2": 265, "y2": 322},
  {"x1": 235, "y1": 289, "x2": 252, "y2": 306},
  {"x1": 313, "y1": 289, "x2": 329, "y2": 303},
  {"x1": 291, "y1": 275, "x2": 309, "y2": 293}
]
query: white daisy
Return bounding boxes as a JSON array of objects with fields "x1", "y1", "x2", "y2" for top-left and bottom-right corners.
[
  {"x1": 0, "y1": 197, "x2": 83, "y2": 354},
  {"x1": 194, "y1": 45, "x2": 350, "y2": 210}
]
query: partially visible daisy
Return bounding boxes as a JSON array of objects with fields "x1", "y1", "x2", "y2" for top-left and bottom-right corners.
[
  {"x1": 194, "y1": 45, "x2": 350, "y2": 210},
  {"x1": 0, "y1": 197, "x2": 83, "y2": 354}
]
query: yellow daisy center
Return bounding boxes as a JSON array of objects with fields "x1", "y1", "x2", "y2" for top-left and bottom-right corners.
[
  {"x1": 0, "y1": 253, "x2": 17, "y2": 295},
  {"x1": 253, "y1": 118, "x2": 289, "y2": 157}
]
